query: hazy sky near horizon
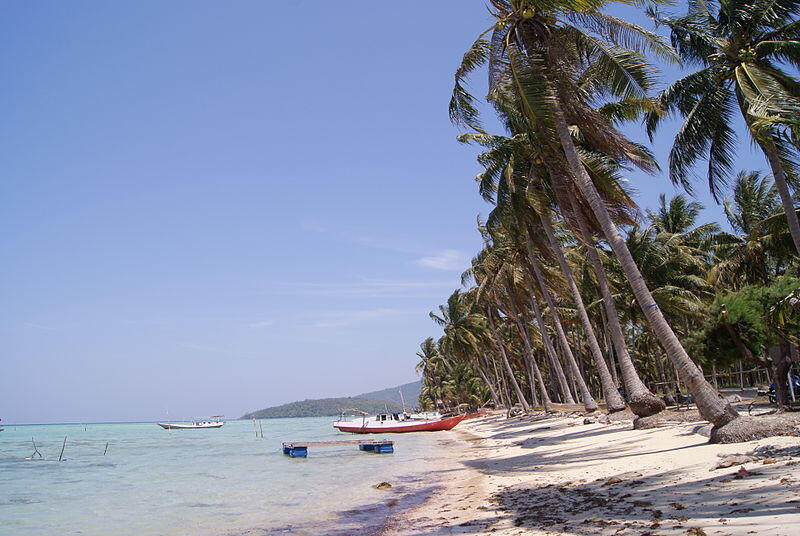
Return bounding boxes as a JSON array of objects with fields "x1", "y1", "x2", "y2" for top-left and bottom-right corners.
[{"x1": 1, "y1": 1, "x2": 770, "y2": 424}]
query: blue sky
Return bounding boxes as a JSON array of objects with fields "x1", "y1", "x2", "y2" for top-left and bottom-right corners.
[{"x1": 0, "y1": 1, "x2": 771, "y2": 423}]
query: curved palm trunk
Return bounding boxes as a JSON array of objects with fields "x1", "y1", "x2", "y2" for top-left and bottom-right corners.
[
  {"x1": 760, "y1": 138, "x2": 800, "y2": 257},
  {"x1": 526, "y1": 236, "x2": 598, "y2": 411},
  {"x1": 476, "y1": 355, "x2": 502, "y2": 408},
  {"x1": 539, "y1": 212, "x2": 628, "y2": 412},
  {"x1": 550, "y1": 99, "x2": 739, "y2": 428},
  {"x1": 503, "y1": 282, "x2": 550, "y2": 409},
  {"x1": 600, "y1": 312, "x2": 620, "y2": 387},
  {"x1": 493, "y1": 357, "x2": 513, "y2": 409},
  {"x1": 566, "y1": 189, "x2": 666, "y2": 417},
  {"x1": 512, "y1": 314, "x2": 552, "y2": 412},
  {"x1": 528, "y1": 286, "x2": 575, "y2": 404},
  {"x1": 487, "y1": 311, "x2": 531, "y2": 412}
]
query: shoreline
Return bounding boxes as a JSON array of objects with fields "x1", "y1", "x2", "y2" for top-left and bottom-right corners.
[{"x1": 381, "y1": 411, "x2": 800, "y2": 535}]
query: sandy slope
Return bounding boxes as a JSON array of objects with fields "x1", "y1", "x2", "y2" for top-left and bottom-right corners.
[{"x1": 381, "y1": 412, "x2": 800, "y2": 535}]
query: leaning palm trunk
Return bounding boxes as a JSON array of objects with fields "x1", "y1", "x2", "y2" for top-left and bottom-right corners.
[
  {"x1": 759, "y1": 138, "x2": 800, "y2": 257},
  {"x1": 528, "y1": 286, "x2": 575, "y2": 403},
  {"x1": 566, "y1": 189, "x2": 666, "y2": 418},
  {"x1": 493, "y1": 357, "x2": 513, "y2": 409},
  {"x1": 539, "y1": 212, "x2": 627, "y2": 412},
  {"x1": 526, "y1": 236, "x2": 598, "y2": 411},
  {"x1": 600, "y1": 312, "x2": 620, "y2": 387},
  {"x1": 504, "y1": 285, "x2": 550, "y2": 409},
  {"x1": 550, "y1": 99, "x2": 739, "y2": 429},
  {"x1": 487, "y1": 311, "x2": 531, "y2": 412},
  {"x1": 476, "y1": 354, "x2": 502, "y2": 408},
  {"x1": 513, "y1": 315, "x2": 552, "y2": 412},
  {"x1": 504, "y1": 310, "x2": 539, "y2": 407}
]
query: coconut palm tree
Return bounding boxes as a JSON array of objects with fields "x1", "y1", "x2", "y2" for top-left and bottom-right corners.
[
  {"x1": 461, "y1": 131, "x2": 600, "y2": 410},
  {"x1": 452, "y1": 0, "x2": 743, "y2": 435},
  {"x1": 711, "y1": 170, "x2": 788, "y2": 288},
  {"x1": 428, "y1": 292, "x2": 501, "y2": 409},
  {"x1": 469, "y1": 238, "x2": 553, "y2": 408},
  {"x1": 648, "y1": 0, "x2": 800, "y2": 256}
]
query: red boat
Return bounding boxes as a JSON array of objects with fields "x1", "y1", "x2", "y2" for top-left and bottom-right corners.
[{"x1": 333, "y1": 412, "x2": 467, "y2": 434}]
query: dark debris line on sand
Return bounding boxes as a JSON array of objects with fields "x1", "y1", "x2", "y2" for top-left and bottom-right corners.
[{"x1": 489, "y1": 450, "x2": 800, "y2": 536}]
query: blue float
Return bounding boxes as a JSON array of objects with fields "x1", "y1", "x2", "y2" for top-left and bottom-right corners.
[{"x1": 282, "y1": 440, "x2": 394, "y2": 458}]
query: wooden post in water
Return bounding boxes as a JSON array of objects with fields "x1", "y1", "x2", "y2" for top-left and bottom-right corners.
[
  {"x1": 30, "y1": 437, "x2": 43, "y2": 459},
  {"x1": 58, "y1": 436, "x2": 67, "y2": 462},
  {"x1": 103, "y1": 442, "x2": 109, "y2": 456}
]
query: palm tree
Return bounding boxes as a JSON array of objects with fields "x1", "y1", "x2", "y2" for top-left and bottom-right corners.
[
  {"x1": 538, "y1": 211, "x2": 628, "y2": 412},
  {"x1": 460, "y1": 128, "x2": 604, "y2": 411},
  {"x1": 481, "y1": 199, "x2": 579, "y2": 405},
  {"x1": 565, "y1": 187, "x2": 666, "y2": 417},
  {"x1": 469, "y1": 239, "x2": 553, "y2": 409},
  {"x1": 711, "y1": 171, "x2": 786, "y2": 288},
  {"x1": 428, "y1": 290, "x2": 496, "y2": 408},
  {"x1": 650, "y1": 194, "x2": 705, "y2": 235},
  {"x1": 648, "y1": 0, "x2": 800, "y2": 256},
  {"x1": 619, "y1": 195, "x2": 719, "y2": 398},
  {"x1": 452, "y1": 0, "x2": 742, "y2": 434}
]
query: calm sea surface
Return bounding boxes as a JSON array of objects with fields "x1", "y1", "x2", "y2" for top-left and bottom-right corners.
[{"x1": 0, "y1": 418, "x2": 461, "y2": 535}]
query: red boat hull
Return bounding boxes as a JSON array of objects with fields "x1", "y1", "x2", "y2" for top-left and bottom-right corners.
[{"x1": 334, "y1": 414, "x2": 467, "y2": 434}]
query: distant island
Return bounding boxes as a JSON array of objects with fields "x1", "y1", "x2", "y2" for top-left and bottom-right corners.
[
  {"x1": 355, "y1": 380, "x2": 421, "y2": 406},
  {"x1": 241, "y1": 381, "x2": 421, "y2": 419}
]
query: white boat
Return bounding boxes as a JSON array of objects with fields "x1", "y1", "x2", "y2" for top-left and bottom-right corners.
[
  {"x1": 157, "y1": 416, "x2": 225, "y2": 430},
  {"x1": 334, "y1": 412, "x2": 466, "y2": 434},
  {"x1": 408, "y1": 411, "x2": 442, "y2": 420}
]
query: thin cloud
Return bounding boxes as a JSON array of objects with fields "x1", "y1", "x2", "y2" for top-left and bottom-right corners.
[
  {"x1": 415, "y1": 249, "x2": 465, "y2": 271},
  {"x1": 309, "y1": 308, "x2": 411, "y2": 328},
  {"x1": 179, "y1": 342, "x2": 233, "y2": 354},
  {"x1": 260, "y1": 278, "x2": 456, "y2": 298},
  {"x1": 247, "y1": 320, "x2": 276, "y2": 328},
  {"x1": 22, "y1": 322, "x2": 57, "y2": 331},
  {"x1": 299, "y1": 220, "x2": 416, "y2": 255},
  {"x1": 301, "y1": 220, "x2": 327, "y2": 233}
]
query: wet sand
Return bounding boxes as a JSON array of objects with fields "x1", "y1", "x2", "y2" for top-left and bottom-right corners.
[{"x1": 381, "y1": 412, "x2": 800, "y2": 535}]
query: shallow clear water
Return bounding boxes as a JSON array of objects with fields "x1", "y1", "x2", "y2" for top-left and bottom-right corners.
[{"x1": 0, "y1": 418, "x2": 457, "y2": 536}]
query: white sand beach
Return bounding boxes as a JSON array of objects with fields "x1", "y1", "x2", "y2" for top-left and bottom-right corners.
[{"x1": 383, "y1": 412, "x2": 800, "y2": 535}]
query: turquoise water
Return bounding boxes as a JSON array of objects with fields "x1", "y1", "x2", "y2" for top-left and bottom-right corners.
[{"x1": 0, "y1": 418, "x2": 458, "y2": 535}]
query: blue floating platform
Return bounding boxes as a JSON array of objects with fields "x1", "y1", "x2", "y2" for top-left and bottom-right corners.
[{"x1": 282, "y1": 439, "x2": 394, "y2": 458}]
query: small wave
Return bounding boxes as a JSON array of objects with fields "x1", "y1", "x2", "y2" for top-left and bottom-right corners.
[
  {"x1": 184, "y1": 502, "x2": 227, "y2": 508},
  {"x1": 2, "y1": 497, "x2": 43, "y2": 505},
  {"x1": 196, "y1": 472, "x2": 226, "y2": 480}
]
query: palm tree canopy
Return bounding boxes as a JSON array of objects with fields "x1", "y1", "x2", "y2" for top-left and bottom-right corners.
[{"x1": 647, "y1": 0, "x2": 800, "y2": 200}]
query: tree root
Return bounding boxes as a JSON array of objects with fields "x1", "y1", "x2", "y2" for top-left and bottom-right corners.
[
  {"x1": 710, "y1": 415, "x2": 799, "y2": 444},
  {"x1": 632, "y1": 413, "x2": 668, "y2": 429},
  {"x1": 628, "y1": 392, "x2": 667, "y2": 419}
]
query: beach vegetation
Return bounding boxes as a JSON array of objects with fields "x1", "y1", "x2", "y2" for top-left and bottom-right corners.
[{"x1": 416, "y1": 0, "x2": 799, "y2": 443}]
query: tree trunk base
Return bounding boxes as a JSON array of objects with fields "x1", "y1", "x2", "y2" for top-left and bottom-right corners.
[
  {"x1": 584, "y1": 402, "x2": 599, "y2": 413},
  {"x1": 632, "y1": 413, "x2": 669, "y2": 430},
  {"x1": 628, "y1": 392, "x2": 667, "y2": 418},
  {"x1": 607, "y1": 400, "x2": 627, "y2": 414},
  {"x1": 709, "y1": 416, "x2": 799, "y2": 444}
]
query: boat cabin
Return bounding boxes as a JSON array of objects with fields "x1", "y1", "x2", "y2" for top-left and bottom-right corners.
[{"x1": 375, "y1": 413, "x2": 408, "y2": 422}]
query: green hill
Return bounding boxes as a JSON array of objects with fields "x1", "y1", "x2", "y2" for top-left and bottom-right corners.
[
  {"x1": 241, "y1": 397, "x2": 402, "y2": 419},
  {"x1": 355, "y1": 380, "x2": 421, "y2": 406}
]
